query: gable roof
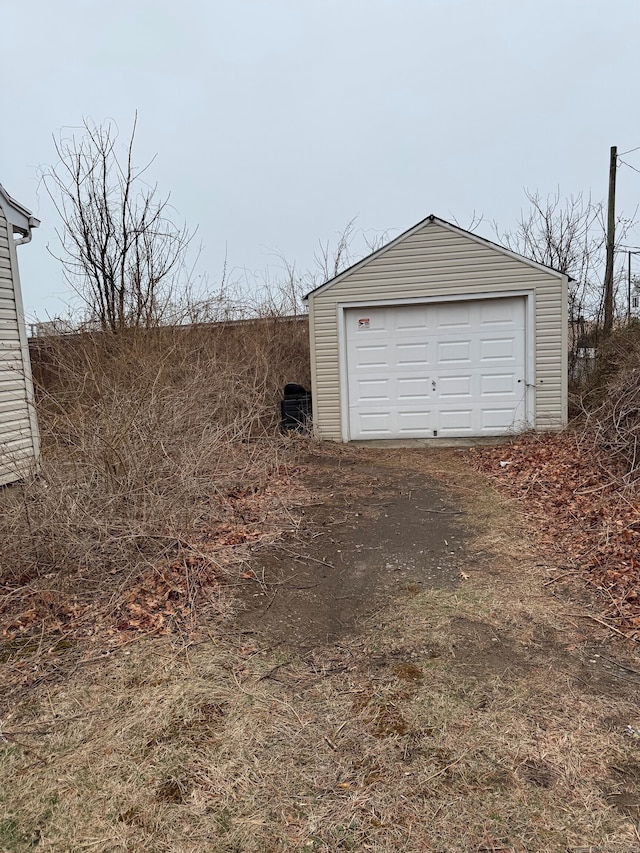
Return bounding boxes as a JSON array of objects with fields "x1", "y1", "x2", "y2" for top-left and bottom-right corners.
[
  {"x1": 0, "y1": 184, "x2": 40, "y2": 238},
  {"x1": 304, "y1": 214, "x2": 566, "y2": 301}
]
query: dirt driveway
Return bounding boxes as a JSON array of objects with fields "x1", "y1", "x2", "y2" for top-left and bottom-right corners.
[
  {"x1": 4, "y1": 443, "x2": 640, "y2": 853},
  {"x1": 233, "y1": 443, "x2": 640, "y2": 699},
  {"x1": 237, "y1": 451, "x2": 466, "y2": 648}
]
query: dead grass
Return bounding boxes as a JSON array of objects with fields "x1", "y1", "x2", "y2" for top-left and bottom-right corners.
[
  {"x1": 3, "y1": 446, "x2": 640, "y2": 852},
  {"x1": 2, "y1": 591, "x2": 638, "y2": 852},
  {"x1": 0, "y1": 319, "x2": 312, "y2": 701}
]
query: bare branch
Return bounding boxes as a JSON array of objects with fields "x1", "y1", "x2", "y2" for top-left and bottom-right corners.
[{"x1": 40, "y1": 117, "x2": 194, "y2": 331}]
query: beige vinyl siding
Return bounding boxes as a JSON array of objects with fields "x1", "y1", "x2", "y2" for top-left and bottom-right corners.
[
  {"x1": 308, "y1": 219, "x2": 567, "y2": 441},
  {"x1": 0, "y1": 207, "x2": 38, "y2": 485}
]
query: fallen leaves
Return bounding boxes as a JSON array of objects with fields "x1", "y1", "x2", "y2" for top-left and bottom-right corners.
[
  {"x1": 471, "y1": 431, "x2": 640, "y2": 636},
  {"x1": 0, "y1": 470, "x2": 308, "y2": 652},
  {"x1": 115, "y1": 559, "x2": 209, "y2": 634}
]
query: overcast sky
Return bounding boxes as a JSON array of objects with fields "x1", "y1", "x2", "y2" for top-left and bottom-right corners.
[{"x1": 3, "y1": 0, "x2": 640, "y2": 320}]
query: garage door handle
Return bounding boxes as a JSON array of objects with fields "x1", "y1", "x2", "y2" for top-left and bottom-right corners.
[{"x1": 432, "y1": 380, "x2": 436, "y2": 390}]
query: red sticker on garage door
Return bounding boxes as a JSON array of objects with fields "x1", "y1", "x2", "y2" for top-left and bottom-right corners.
[{"x1": 358, "y1": 318, "x2": 370, "y2": 329}]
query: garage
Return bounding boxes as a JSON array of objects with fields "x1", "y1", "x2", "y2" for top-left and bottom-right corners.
[{"x1": 305, "y1": 215, "x2": 568, "y2": 442}]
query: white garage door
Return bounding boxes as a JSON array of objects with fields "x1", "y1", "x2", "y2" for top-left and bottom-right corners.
[{"x1": 346, "y1": 297, "x2": 528, "y2": 439}]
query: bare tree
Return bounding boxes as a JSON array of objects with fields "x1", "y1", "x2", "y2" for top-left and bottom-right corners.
[
  {"x1": 42, "y1": 116, "x2": 194, "y2": 332},
  {"x1": 250, "y1": 220, "x2": 374, "y2": 319},
  {"x1": 495, "y1": 190, "x2": 636, "y2": 327},
  {"x1": 493, "y1": 189, "x2": 640, "y2": 387},
  {"x1": 495, "y1": 190, "x2": 607, "y2": 324}
]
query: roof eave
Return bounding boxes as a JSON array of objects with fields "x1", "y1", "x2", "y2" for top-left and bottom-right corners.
[{"x1": 0, "y1": 184, "x2": 40, "y2": 238}]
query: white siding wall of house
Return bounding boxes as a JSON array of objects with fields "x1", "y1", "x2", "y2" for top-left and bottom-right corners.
[
  {"x1": 0, "y1": 205, "x2": 40, "y2": 484},
  {"x1": 307, "y1": 218, "x2": 568, "y2": 442}
]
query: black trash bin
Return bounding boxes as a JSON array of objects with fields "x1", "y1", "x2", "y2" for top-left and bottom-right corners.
[{"x1": 280, "y1": 383, "x2": 312, "y2": 432}]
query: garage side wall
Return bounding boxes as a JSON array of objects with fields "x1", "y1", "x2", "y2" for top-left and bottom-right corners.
[
  {"x1": 308, "y1": 220, "x2": 567, "y2": 441},
  {"x1": 0, "y1": 207, "x2": 40, "y2": 484}
]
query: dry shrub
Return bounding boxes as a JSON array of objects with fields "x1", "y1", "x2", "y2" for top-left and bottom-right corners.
[
  {"x1": 565, "y1": 323, "x2": 640, "y2": 482},
  {"x1": 581, "y1": 322, "x2": 640, "y2": 406},
  {"x1": 583, "y1": 340, "x2": 640, "y2": 482},
  {"x1": 2, "y1": 318, "x2": 310, "y2": 605}
]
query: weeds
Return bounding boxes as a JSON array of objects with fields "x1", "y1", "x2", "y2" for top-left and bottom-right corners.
[{"x1": 1, "y1": 318, "x2": 311, "y2": 646}]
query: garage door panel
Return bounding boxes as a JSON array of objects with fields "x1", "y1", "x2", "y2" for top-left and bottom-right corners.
[
  {"x1": 435, "y1": 302, "x2": 472, "y2": 328},
  {"x1": 479, "y1": 299, "x2": 520, "y2": 325},
  {"x1": 397, "y1": 377, "x2": 431, "y2": 400},
  {"x1": 438, "y1": 375, "x2": 472, "y2": 397},
  {"x1": 355, "y1": 411, "x2": 393, "y2": 434},
  {"x1": 437, "y1": 340, "x2": 471, "y2": 363},
  {"x1": 481, "y1": 408, "x2": 521, "y2": 430},
  {"x1": 395, "y1": 307, "x2": 429, "y2": 331},
  {"x1": 356, "y1": 311, "x2": 390, "y2": 332},
  {"x1": 346, "y1": 297, "x2": 528, "y2": 439},
  {"x1": 356, "y1": 378, "x2": 391, "y2": 401},
  {"x1": 398, "y1": 410, "x2": 434, "y2": 432},
  {"x1": 439, "y1": 409, "x2": 474, "y2": 433},
  {"x1": 356, "y1": 344, "x2": 388, "y2": 366},
  {"x1": 481, "y1": 373, "x2": 519, "y2": 396},
  {"x1": 480, "y1": 337, "x2": 519, "y2": 361},
  {"x1": 395, "y1": 342, "x2": 429, "y2": 365}
]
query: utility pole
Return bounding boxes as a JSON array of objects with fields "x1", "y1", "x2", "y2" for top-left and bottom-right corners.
[{"x1": 603, "y1": 145, "x2": 617, "y2": 334}]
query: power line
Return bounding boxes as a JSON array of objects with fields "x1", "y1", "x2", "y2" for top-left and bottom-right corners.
[{"x1": 618, "y1": 157, "x2": 640, "y2": 175}]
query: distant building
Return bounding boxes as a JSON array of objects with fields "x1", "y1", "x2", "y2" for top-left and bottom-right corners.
[
  {"x1": 28, "y1": 318, "x2": 77, "y2": 338},
  {"x1": 631, "y1": 278, "x2": 640, "y2": 316}
]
